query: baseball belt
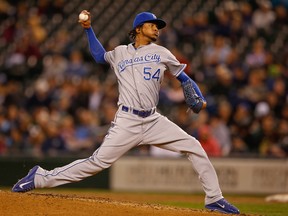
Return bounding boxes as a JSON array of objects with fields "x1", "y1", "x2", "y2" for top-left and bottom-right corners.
[{"x1": 121, "y1": 105, "x2": 156, "y2": 118}]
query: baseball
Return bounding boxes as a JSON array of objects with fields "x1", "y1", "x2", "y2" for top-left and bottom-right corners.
[{"x1": 79, "y1": 13, "x2": 88, "y2": 21}]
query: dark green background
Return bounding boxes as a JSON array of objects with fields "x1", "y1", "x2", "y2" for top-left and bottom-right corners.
[{"x1": 0, "y1": 157, "x2": 110, "y2": 189}]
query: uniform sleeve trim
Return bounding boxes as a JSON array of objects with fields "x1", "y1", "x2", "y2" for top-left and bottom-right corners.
[{"x1": 175, "y1": 64, "x2": 187, "y2": 77}]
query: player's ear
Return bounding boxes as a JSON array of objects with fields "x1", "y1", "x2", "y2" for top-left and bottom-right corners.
[{"x1": 135, "y1": 27, "x2": 141, "y2": 34}]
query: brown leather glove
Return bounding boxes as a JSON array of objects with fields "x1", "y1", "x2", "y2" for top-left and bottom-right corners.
[{"x1": 78, "y1": 10, "x2": 91, "y2": 29}]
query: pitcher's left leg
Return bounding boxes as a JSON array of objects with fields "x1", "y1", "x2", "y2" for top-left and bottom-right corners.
[{"x1": 143, "y1": 114, "x2": 222, "y2": 204}]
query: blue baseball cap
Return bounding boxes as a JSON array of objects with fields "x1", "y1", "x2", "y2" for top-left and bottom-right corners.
[{"x1": 133, "y1": 12, "x2": 166, "y2": 30}]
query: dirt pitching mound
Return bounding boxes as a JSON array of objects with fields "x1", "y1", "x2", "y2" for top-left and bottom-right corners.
[{"x1": 0, "y1": 190, "x2": 250, "y2": 216}]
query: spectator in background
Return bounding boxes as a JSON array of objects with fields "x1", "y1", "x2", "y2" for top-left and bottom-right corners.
[
  {"x1": 244, "y1": 38, "x2": 272, "y2": 70},
  {"x1": 277, "y1": 119, "x2": 288, "y2": 156},
  {"x1": 6, "y1": 127, "x2": 25, "y2": 154},
  {"x1": 254, "y1": 101, "x2": 270, "y2": 119},
  {"x1": 231, "y1": 66, "x2": 248, "y2": 90},
  {"x1": 273, "y1": 4, "x2": 288, "y2": 28},
  {"x1": 203, "y1": 35, "x2": 237, "y2": 80},
  {"x1": 65, "y1": 50, "x2": 89, "y2": 78},
  {"x1": 5, "y1": 31, "x2": 42, "y2": 80},
  {"x1": 204, "y1": 35, "x2": 234, "y2": 67},
  {"x1": 45, "y1": 29, "x2": 73, "y2": 57},
  {"x1": 27, "y1": 10, "x2": 47, "y2": 44},
  {"x1": 266, "y1": 77, "x2": 287, "y2": 118},
  {"x1": 230, "y1": 135, "x2": 249, "y2": 155},
  {"x1": 197, "y1": 124, "x2": 222, "y2": 157},
  {"x1": 28, "y1": 125, "x2": 45, "y2": 157},
  {"x1": 60, "y1": 114, "x2": 82, "y2": 152},
  {"x1": 2, "y1": 80, "x2": 26, "y2": 108},
  {"x1": 266, "y1": 91, "x2": 281, "y2": 115},
  {"x1": 214, "y1": 9, "x2": 231, "y2": 37},
  {"x1": 69, "y1": 79, "x2": 91, "y2": 111},
  {"x1": 0, "y1": 110, "x2": 9, "y2": 153},
  {"x1": 239, "y1": 1, "x2": 253, "y2": 32},
  {"x1": 277, "y1": 104, "x2": 288, "y2": 157},
  {"x1": 246, "y1": 101, "x2": 270, "y2": 153},
  {"x1": 161, "y1": 78, "x2": 185, "y2": 106},
  {"x1": 172, "y1": 104, "x2": 193, "y2": 132},
  {"x1": 41, "y1": 121, "x2": 67, "y2": 156},
  {"x1": 36, "y1": 0, "x2": 65, "y2": 18},
  {"x1": 210, "y1": 114, "x2": 232, "y2": 156},
  {"x1": 240, "y1": 67, "x2": 269, "y2": 106},
  {"x1": 26, "y1": 79, "x2": 53, "y2": 112},
  {"x1": 178, "y1": 15, "x2": 195, "y2": 44},
  {"x1": 217, "y1": 100, "x2": 233, "y2": 125},
  {"x1": 193, "y1": 11, "x2": 211, "y2": 42},
  {"x1": 185, "y1": 110, "x2": 222, "y2": 157},
  {"x1": 271, "y1": 77, "x2": 287, "y2": 103},
  {"x1": 6, "y1": 105, "x2": 19, "y2": 132},
  {"x1": 1, "y1": 1, "x2": 16, "y2": 44},
  {"x1": 159, "y1": 75, "x2": 186, "y2": 115},
  {"x1": 42, "y1": 53, "x2": 68, "y2": 80},
  {"x1": 281, "y1": 103, "x2": 288, "y2": 120},
  {"x1": 98, "y1": 80, "x2": 119, "y2": 121},
  {"x1": 229, "y1": 12, "x2": 245, "y2": 45},
  {"x1": 158, "y1": 25, "x2": 178, "y2": 49},
  {"x1": 5, "y1": 106, "x2": 32, "y2": 155},
  {"x1": 209, "y1": 64, "x2": 234, "y2": 102},
  {"x1": 99, "y1": 101, "x2": 118, "y2": 126},
  {"x1": 252, "y1": 0, "x2": 275, "y2": 32},
  {"x1": 73, "y1": 108, "x2": 97, "y2": 151},
  {"x1": 258, "y1": 113, "x2": 285, "y2": 158},
  {"x1": 88, "y1": 78, "x2": 103, "y2": 111},
  {"x1": 229, "y1": 105, "x2": 252, "y2": 155},
  {"x1": 50, "y1": 0, "x2": 65, "y2": 16}
]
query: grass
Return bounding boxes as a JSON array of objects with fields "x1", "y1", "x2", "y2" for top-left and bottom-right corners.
[
  {"x1": 236, "y1": 203, "x2": 288, "y2": 216},
  {"x1": 159, "y1": 200, "x2": 288, "y2": 216}
]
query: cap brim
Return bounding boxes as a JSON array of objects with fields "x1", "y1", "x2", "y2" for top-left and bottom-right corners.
[
  {"x1": 150, "y1": 19, "x2": 166, "y2": 29},
  {"x1": 135, "y1": 19, "x2": 166, "y2": 30}
]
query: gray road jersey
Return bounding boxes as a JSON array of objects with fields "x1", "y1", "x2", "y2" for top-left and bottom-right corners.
[{"x1": 104, "y1": 43, "x2": 186, "y2": 109}]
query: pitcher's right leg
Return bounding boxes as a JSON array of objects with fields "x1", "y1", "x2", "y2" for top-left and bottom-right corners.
[{"x1": 35, "y1": 153, "x2": 110, "y2": 188}]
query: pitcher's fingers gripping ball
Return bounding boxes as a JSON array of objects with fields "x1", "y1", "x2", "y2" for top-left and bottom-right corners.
[
  {"x1": 79, "y1": 13, "x2": 88, "y2": 21},
  {"x1": 78, "y1": 10, "x2": 91, "y2": 29}
]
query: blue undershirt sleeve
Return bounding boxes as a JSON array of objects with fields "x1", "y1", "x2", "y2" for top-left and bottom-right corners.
[
  {"x1": 85, "y1": 27, "x2": 106, "y2": 64},
  {"x1": 176, "y1": 72, "x2": 206, "y2": 101}
]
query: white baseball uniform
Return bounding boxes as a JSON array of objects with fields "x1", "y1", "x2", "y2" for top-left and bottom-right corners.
[{"x1": 34, "y1": 32, "x2": 223, "y2": 205}]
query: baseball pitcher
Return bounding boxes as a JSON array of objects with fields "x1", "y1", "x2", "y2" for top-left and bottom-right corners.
[{"x1": 12, "y1": 11, "x2": 239, "y2": 214}]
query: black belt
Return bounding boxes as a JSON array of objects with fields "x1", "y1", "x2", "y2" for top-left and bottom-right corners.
[{"x1": 121, "y1": 105, "x2": 155, "y2": 118}]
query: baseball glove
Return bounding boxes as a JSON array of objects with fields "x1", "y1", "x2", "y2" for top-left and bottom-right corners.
[{"x1": 181, "y1": 79, "x2": 206, "y2": 113}]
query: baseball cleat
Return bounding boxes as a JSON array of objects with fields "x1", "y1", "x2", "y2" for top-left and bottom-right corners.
[
  {"x1": 205, "y1": 198, "x2": 240, "y2": 214},
  {"x1": 12, "y1": 165, "x2": 39, "y2": 192}
]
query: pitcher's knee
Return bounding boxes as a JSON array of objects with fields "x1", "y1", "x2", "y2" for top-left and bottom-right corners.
[{"x1": 90, "y1": 155, "x2": 113, "y2": 169}]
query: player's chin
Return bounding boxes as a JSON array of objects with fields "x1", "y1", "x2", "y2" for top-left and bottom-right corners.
[{"x1": 150, "y1": 36, "x2": 158, "y2": 42}]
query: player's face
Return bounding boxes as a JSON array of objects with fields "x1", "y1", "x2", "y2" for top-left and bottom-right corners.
[{"x1": 140, "y1": 23, "x2": 159, "y2": 42}]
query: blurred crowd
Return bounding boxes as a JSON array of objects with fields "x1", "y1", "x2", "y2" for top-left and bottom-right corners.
[{"x1": 0, "y1": 0, "x2": 287, "y2": 158}]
